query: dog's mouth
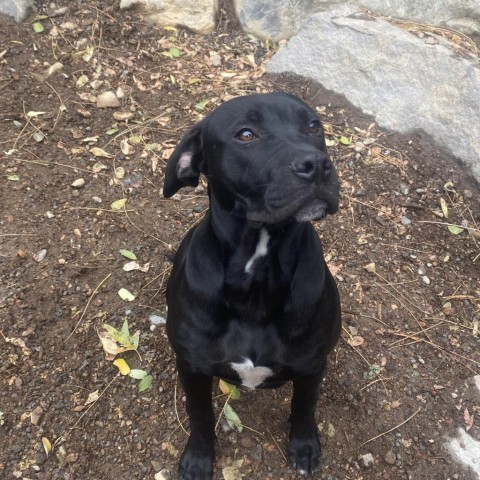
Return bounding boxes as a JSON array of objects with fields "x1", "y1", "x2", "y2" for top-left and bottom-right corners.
[
  {"x1": 294, "y1": 199, "x2": 329, "y2": 222},
  {"x1": 246, "y1": 183, "x2": 340, "y2": 225}
]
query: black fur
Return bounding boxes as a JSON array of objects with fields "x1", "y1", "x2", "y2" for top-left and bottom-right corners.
[{"x1": 163, "y1": 92, "x2": 341, "y2": 479}]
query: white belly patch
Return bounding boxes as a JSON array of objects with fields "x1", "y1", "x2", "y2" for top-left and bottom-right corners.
[{"x1": 230, "y1": 358, "x2": 273, "y2": 389}]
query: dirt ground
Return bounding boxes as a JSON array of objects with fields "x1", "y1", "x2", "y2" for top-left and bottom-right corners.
[{"x1": 1, "y1": 2, "x2": 479, "y2": 480}]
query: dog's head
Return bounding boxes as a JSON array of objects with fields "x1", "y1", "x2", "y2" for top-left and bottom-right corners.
[{"x1": 163, "y1": 92, "x2": 340, "y2": 224}]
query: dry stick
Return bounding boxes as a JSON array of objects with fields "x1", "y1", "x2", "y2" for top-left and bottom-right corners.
[
  {"x1": 340, "y1": 336, "x2": 389, "y2": 395},
  {"x1": 419, "y1": 220, "x2": 480, "y2": 235},
  {"x1": 137, "y1": 266, "x2": 172, "y2": 295},
  {"x1": 0, "y1": 233, "x2": 36, "y2": 237},
  {"x1": 373, "y1": 280, "x2": 431, "y2": 344},
  {"x1": 214, "y1": 391, "x2": 234, "y2": 432},
  {"x1": 267, "y1": 428, "x2": 288, "y2": 463},
  {"x1": 12, "y1": 100, "x2": 31, "y2": 149},
  {"x1": 374, "y1": 271, "x2": 427, "y2": 315},
  {"x1": 174, "y1": 377, "x2": 188, "y2": 436},
  {"x1": 66, "y1": 206, "x2": 135, "y2": 213},
  {"x1": 45, "y1": 80, "x2": 66, "y2": 129},
  {"x1": 147, "y1": 268, "x2": 170, "y2": 304},
  {"x1": 379, "y1": 243, "x2": 428, "y2": 254},
  {"x1": 389, "y1": 331, "x2": 480, "y2": 372},
  {"x1": 110, "y1": 153, "x2": 170, "y2": 247},
  {"x1": 101, "y1": 113, "x2": 168, "y2": 149},
  {"x1": 65, "y1": 272, "x2": 112, "y2": 341},
  {"x1": 340, "y1": 336, "x2": 371, "y2": 368},
  {"x1": 343, "y1": 308, "x2": 388, "y2": 327},
  {"x1": 358, "y1": 407, "x2": 421, "y2": 448},
  {"x1": 17, "y1": 156, "x2": 109, "y2": 177},
  {"x1": 54, "y1": 374, "x2": 119, "y2": 448},
  {"x1": 360, "y1": 377, "x2": 393, "y2": 392},
  {"x1": 388, "y1": 321, "x2": 445, "y2": 347}
]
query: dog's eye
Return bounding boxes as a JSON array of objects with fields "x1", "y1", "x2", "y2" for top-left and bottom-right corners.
[
  {"x1": 308, "y1": 120, "x2": 320, "y2": 134},
  {"x1": 236, "y1": 128, "x2": 256, "y2": 142}
]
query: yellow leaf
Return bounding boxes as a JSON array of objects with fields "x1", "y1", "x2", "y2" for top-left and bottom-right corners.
[
  {"x1": 440, "y1": 198, "x2": 448, "y2": 218},
  {"x1": 98, "y1": 330, "x2": 121, "y2": 355},
  {"x1": 115, "y1": 167, "x2": 125, "y2": 179},
  {"x1": 113, "y1": 358, "x2": 131, "y2": 375},
  {"x1": 118, "y1": 287, "x2": 135, "y2": 301},
  {"x1": 85, "y1": 390, "x2": 99, "y2": 405},
  {"x1": 42, "y1": 437, "x2": 52, "y2": 456},
  {"x1": 111, "y1": 198, "x2": 127, "y2": 211},
  {"x1": 90, "y1": 147, "x2": 113, "y2": 158},
  {"x1": 364, "y1": 262, "x2": 376, "y2": 273},
  {"x1": 219, "y1": 379, "x2": 240, "y2": 399}
]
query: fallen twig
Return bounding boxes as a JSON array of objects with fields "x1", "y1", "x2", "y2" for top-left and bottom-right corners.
[
  {"x1": 358, "y1": 408, "x2": 421, "y2": 447},
  {"x1": 65, "y1": 272, "x2": 112, "y2": 341}
]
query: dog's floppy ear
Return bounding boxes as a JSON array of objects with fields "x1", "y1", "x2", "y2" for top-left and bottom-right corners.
[{"x1": 163, "y1": 121, "x2": 205, "y2": 198}]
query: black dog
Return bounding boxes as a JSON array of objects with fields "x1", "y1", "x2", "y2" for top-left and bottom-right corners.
[{"x1": 163, "y1": 92, "x2": 341, "y2": 479}]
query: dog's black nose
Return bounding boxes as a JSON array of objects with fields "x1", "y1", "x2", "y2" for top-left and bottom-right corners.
[{"x1": 291, "y1": 153, "x2": 331, "y2": 181}]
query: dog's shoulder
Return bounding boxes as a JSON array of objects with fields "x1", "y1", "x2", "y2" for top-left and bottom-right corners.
[{"x1": 168, "y1": 216, "x2": 224, "y2": 300}]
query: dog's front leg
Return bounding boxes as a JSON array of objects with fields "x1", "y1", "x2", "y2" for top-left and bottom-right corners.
[
  {"x1": 288, "y1": 371, "x2": 324, "y2": 475},
  {"x1": 177, "y1": 360, "x2": 215, "y2": 480}
]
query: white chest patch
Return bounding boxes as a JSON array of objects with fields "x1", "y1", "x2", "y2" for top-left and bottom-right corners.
[
  {"x1": 245, "y1": 228, "x2": 270, "y2": 274},
  {"x1": 230, "y1": 358, "x2": 273, "y2": 389}
]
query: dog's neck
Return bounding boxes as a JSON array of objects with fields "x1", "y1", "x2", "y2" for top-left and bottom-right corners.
[{"x1": 208, "y1": 192, "x2": 308, "y2": 280}]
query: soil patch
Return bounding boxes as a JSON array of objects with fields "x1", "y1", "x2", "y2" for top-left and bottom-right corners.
[{"x1": 1, "y1": 2, "x2": 479, "y2": 479}]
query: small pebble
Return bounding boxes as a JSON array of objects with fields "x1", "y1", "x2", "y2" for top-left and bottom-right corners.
[
  {"x1": 73, "y1": 228, "x2": 81, "y2": 238},
  {"x1": 96, "y1": 91, "x2": 120, "y2": 108},
  {"x1": 384, "y1": 450, "x2": 396, "y2": 465},
  {"x1": 154, "y1": 469, "x2": 170, "y2": 480},
  {"x1": 464, "y1": 189, "x2": 473, "y2": 198},
  {"x1": 45, "y1": 211, "x2": 55, "y2": 218},
  {"x1": 33, "y1": 249, "x2": 47, "y2": 262},
  {"x1": 90, "y1": 79, "x2": 104, "y2": 90},
  {"x1": 417, "y1": 265, "x2": 426, "y2": 275},
  {"x1": 71, "y1": 178, "x2": 85, "y2": 188},
  {"x1": 172, "y1": 193, "x2": 182, "y2": 201},
  {"x1": 92, "y1": 196, "x2": 102, "y2": 203},
  {"x1": 353, "y1": 188, "x2": 366, "y2": 197},
  {"x1": 422, "y1": 276, "x2": 431, "y2": 285},
  {"x1": 113, "y1": 111, "x2": 134, "y2": 121},
  {"x1": 149, "y1": 314, "x2": 166, "y2": 326},
  {"x1": 399, "y1": 182, "x2": 410, "y2": 195},
  {"x1": 359, "y1": 453, "x2": 375, "y2": 468},
  {"x1": 209, "y1": 52, "x2": 222, "y2": 67},
  {"x1": 30, "y1": 406, "x2": 43, "y2": 425},
  {"x1": 354, "y1": 142, "x2": 366, "y2": 153},
  {"x1": 251, "y1": 443, "x2": 263, "y2": 462},
  {"x1": 33, "y1": 132, "x2": 45, "y2": 143},
  {"x1": 401, "y1": 216, "x2": 412, "y2": 225},
  {"x1": 194, "y1": 185, "x2": 205, "y2": 194}
]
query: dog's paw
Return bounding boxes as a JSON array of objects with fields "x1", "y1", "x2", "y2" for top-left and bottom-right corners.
[
  {"x1": 287, "y1": 433, "x2": 321, "y2": 476},
  {"x1": 179, "y1": 441, "x2": 214, "y2": 480}
]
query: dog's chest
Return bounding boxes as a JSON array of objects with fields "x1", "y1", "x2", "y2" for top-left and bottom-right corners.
[
  {"x1": 229, "y1": 358, "x2": 273, "y2": 389},
  {"x1": 213, "y1": 318, "x2": 288, "y2": 389}
]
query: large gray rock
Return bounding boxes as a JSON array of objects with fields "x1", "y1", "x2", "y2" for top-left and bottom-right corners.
[
  {"x1": 361, "y1": 0, "x2": 480, "y2": 35},
  {"x1": 0, "y1": 0, "x2": 33, "y2": 22},
  {"x1": 268, "y1": 6, "x2": 480, "y2": 181},
  {"x1": 234, "y1": 0, "x2": 480, "y2": 40},
  {"x1": 120, "y1": 0, "x2": 218, "y2": 33},
  {"x1": 234, "y1": 0, "x2": 321, "y2": 41}
]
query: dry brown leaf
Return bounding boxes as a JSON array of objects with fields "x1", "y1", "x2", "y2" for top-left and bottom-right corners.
[{"x1": 464, "y1": 408, "x2": 474, "y2": 431}]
